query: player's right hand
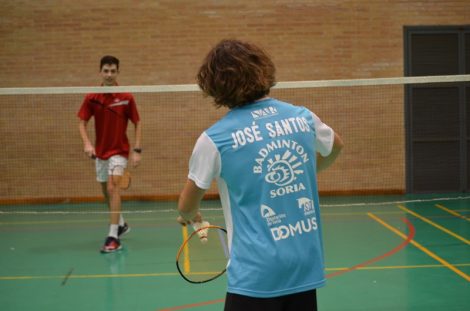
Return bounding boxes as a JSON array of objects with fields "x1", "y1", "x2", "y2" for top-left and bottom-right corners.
[
  {"x1": 177, "y1": 212, "x2": 203, "y2": 226},
  {"x1": 84, "y1": 143, "x2": 95, "y2": 159}
]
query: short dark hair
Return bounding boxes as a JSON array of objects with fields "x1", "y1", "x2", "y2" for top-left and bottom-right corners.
[
  {"x1": 197, "y1": 39, "x2": 276, "y2": 109},
  {"x1": 100, "y1": 55, "x2": 119, "y2": 70}
]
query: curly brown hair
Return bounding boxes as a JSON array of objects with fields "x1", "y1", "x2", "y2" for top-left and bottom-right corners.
[{"x1": 197, "y1": 39, "x2": 276, "y2": 109}]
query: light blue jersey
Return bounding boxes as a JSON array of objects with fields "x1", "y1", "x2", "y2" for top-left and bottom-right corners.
[{"x1": 188, "y1": 98, "x2": 334, "y2": 298}]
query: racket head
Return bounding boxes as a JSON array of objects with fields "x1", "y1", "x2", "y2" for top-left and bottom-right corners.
[
  {"x1": 176, "y1": 224, "x2": 229, "y2": 284},
  {"x1": 110, "y1": 165, "x2": 131, "y2": 190}
]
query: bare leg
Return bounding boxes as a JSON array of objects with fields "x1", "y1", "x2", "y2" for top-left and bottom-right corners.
[
  {"x1": 98, "y1": 166, "x2": 124, "y2": 252},
  {"x1": 100, "y1": 182, "x2": 110, "y2": 208},
  {"x1": 107, "y1": 176, "x2": 121, "y2": 225}
]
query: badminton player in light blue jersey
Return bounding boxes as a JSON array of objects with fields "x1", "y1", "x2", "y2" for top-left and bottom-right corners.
[{"x1": 177, "y1": 39, "x2": 343, "y2": 311}]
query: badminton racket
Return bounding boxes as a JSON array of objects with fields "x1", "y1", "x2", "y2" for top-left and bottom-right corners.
[{"x1": 176, "y1": 221, "x2": 229, "y2": 284}]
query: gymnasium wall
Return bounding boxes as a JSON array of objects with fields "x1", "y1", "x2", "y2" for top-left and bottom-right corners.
[{"x1": 0, "y1": 0, "x2": 468, "y2": 201}]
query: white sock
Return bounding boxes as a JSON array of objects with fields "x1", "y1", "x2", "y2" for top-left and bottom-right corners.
[
  {"x1": 108, "y1": 224, "x2": 119, "y2": 239},
  {"x1": 119, "y1": 215, "x2": 125, "y2": 226}
]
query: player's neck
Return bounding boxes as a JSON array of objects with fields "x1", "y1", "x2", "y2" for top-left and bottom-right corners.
[
  {"x1": 101, "y1": 82, "x2": 118, "y2": 87},
  {"x1": 255, "y1": 96, "x2": 270, "y2": 102}
]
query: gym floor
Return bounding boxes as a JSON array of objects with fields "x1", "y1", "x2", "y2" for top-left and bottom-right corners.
[{"x1": 0, "y1": 194, "x2": 468, "y2": 311}]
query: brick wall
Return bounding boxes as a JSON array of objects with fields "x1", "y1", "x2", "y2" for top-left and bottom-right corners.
[
  {"x1": 1, "y1": 0, "x2": 469, "y2": 87},
  {"x1": 0, "y1": 0, "x2": 468, "y2": 202}
]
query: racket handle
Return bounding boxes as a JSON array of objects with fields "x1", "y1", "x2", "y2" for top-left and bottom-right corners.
[{"x1": 192, "y1": 221, "x2": 210, "y2": 244}]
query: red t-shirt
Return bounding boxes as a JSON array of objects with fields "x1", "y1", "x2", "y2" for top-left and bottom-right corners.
[{"x1": 77, "y1": 92, "x2": 140, "y2": 160}]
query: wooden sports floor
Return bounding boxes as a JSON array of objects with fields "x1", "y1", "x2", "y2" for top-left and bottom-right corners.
[{"x1": 0, "y1": 194, "x2": 468, "y2": 311}]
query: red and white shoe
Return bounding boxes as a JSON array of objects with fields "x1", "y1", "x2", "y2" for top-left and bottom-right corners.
[{"x1": 100, "y1": 236, "x2": 122, "y2": 253}]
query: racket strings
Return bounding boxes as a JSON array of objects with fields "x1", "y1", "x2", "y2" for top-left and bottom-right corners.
[{"x1": 177, "y1": 225, "x2": 228, "y2": 283}]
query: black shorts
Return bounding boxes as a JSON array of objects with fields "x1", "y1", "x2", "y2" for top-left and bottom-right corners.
[{"x1": 224, "y1": 289, "x2": 317, "y2": 311}]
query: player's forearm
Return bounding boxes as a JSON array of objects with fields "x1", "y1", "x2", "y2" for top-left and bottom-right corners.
[
  {"x1": 134, "y1": 122, "x2": 142, "y2": 149},
  {"x1": 317, "y1": 132, "x2": 343, "y2": 172},
  {"x1": 78, "y1": 121, "x2": 92, "y2": 146},
  {"x1": 178, "y1": 179, "x2": 206, "y2": 222}
]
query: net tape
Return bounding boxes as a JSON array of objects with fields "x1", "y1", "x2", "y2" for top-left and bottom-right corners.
[{"x1": 1, "y1": 74, "x2": 469, "y2": 95}]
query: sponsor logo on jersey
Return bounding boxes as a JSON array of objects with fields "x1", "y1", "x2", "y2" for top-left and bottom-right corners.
[
  {"x1": 260, "y1": 204, "x2": 286, "y2": 226},
  {"x1": 251, "y1": 106, "x2": 278, "y2": 120},
  {"x1": 109, "y1": 100, "x2": 129, "y2": 107},
  {"x1": 298, "y1": 197, "x2": 315, "y2": 216},
  {"x1": 265, "y1": 150, "x2": 304, "y2": 186},
  {"x1": 261, "y1": 200, "x2": 318, "y2": 242},
  {"x1": 253, "y1": 139, "x2": 309, "y2": 198},
  {"x1": 270, "y1": 217, "x2": 318, "y2": 241}
]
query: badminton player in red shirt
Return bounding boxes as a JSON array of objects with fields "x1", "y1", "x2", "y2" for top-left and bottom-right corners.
[{"x1": 78, "y1": 55, "x2": 142, "y2": 253}]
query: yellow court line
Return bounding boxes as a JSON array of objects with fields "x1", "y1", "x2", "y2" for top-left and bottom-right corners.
[
  {"x1": 4, "y1": 209, "x2": 466, "y2": 226},
  {"x1": 0, "y1": 272, "x2": 179, "y2": 281},
  {"x1": 435, "y1": 204, "x2": 470, "y2": 222},
  {"x1": 322, "y1": 211, "x2": 404, "y2": 217},
  {"x1": 398, "y1": 205, "x2": 470, "y2": 245},
  {"x1": 0, "y1": 216, "x2": 224, "y2": 226},
  {"x1": 0, "y1": 220, "x2": 107, "y2": 225},
  {"x1": 355, "y1": 263, "x2": 470, "y2": 270},
  {"x1": 182, "y1": 226, "x2": 190, "y2": 274},
  {"x1": 368, "y1": 212, "x2": 470, "y2": 282},
  {"x1": 325, "y1": 262, "x2": 470, "y2": 272},
  {"x1": 0, "y1": 217, "x2": 170, "y2": 226},
  {"x1": 2, "y1": 263, "x2": 470, "y2": 281}
]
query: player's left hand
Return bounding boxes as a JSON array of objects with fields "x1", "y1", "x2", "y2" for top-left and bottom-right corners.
[{"x1": 131, "y1": 151, "x2": 141, "y2": 168}]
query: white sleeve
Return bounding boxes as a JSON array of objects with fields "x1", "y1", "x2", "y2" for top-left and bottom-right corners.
[
  {"x1": 311, "y1": 112, "x2": 335, "y2": 157},
  {"x1": 188, "y1": 132, "x2": 221, "y2": 190}
]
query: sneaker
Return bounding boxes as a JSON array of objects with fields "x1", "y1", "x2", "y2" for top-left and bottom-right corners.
[
  {"x1": 118, "y1": 223, "x2": 131, "y2": 237},
  {"x1": 100, "y1": 236, "x2": 122, "y2": 253}
]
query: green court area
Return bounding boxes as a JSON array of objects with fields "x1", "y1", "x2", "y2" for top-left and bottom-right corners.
[{"x1": 0, "y1": 194, "x2": 468, "y2": 311}]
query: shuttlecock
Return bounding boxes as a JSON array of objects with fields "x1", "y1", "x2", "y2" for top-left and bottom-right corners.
[{"x1": 193, "y1": 221, "x2": 210, "y2": 244}]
